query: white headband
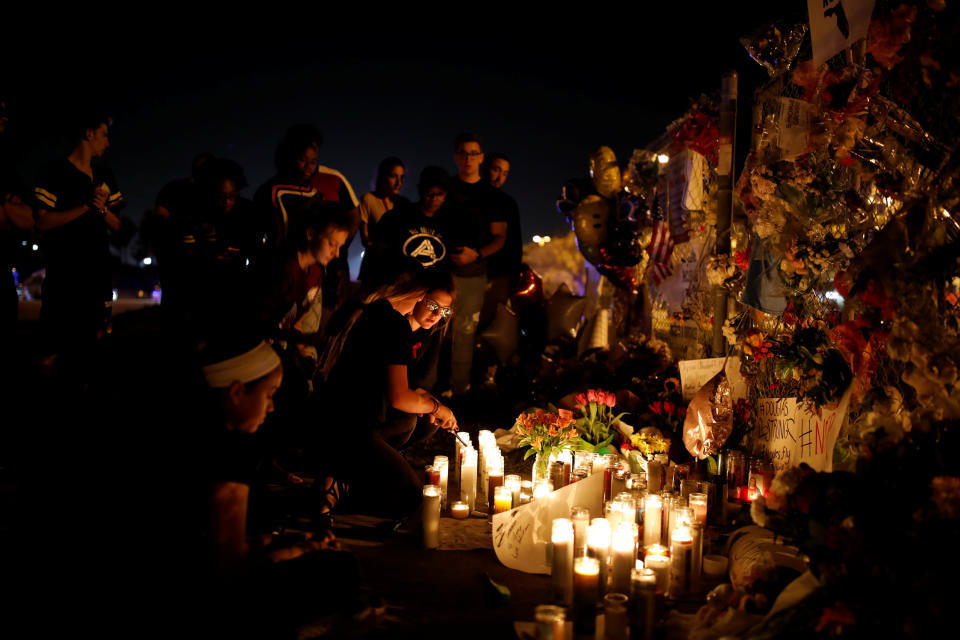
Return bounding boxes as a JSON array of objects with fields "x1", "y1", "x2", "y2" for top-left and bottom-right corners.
[{"x1": 202, "y1": 341, "x2": 282, "y2": 388}]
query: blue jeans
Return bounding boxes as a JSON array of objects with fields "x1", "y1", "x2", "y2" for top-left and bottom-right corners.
[{"x1": 450, "y1": 274, "x2": 485, "y2": 394}]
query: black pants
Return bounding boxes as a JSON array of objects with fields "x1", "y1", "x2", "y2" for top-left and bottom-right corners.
[
  {"x1": 381, "y1": 409, "x2": 441, "y2": 449},
  {"x1": 319, "y1": 411, "x2": 440, "y2": 521}
]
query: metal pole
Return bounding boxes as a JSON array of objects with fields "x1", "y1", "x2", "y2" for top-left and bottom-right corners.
[{"x1": 712, "y1": 71, "x2": 737, "y2": 356}]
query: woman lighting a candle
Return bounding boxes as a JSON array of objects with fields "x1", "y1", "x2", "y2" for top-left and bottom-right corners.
[{"x1": 314, "y1": 266, "x2": 458, "y2": 523}]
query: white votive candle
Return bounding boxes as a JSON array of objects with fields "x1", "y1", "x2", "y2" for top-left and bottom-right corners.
[
  {"x1": 610, "y1": 521, "x2": 636, "y2": 595},
  {"x1": 504, "y1": 474, "x2": 522, "y2": 508},
  {"x1": 573, "y1": 556, "x2": 600, "y2": 634},
  {"x1": 661, "y1": 492, "x2": 675, "y2": 543},
  {"x1": 454, "y1": 433, "x2": 469, "y2": 495},
  {"x1": 592, "y1": 454, "x2": 609, "y2": 477},
  {"x1": 422, "y1": 484, "x2": 441, "y2": 549},
  {"x1": 642, "y1": 493, "x2": 662, "y2": 549},
  {"x1": 551, "y1": 518, "x2": 575, "y2": 605},
  {"x1": 519, "y1": 480, "x2": 534, "y2": 505},
  {"x1": 630, "y1": 567, "x2": 657, "y2": 640},
  {"x1": 533, "y1": 479, "x2": 553, "y2": 500},
  {"x1": 605, "y1": 499, "x2": 622, "y2": 532},
  {"x1": 576, "y1": 451, "x2": 596, "y2": 475},
  {"x1": 570, "y1": 505, "x2": 590, "y2": 556},
  {"x1": 461, "y1": 448, "x2": 477, "y2": 512},
  {"x1": 587, "y1": 518, "x2": 611, "y2": 595},
  {"x1": 689, "y1": 492, "x2": 708, "y2": 526},
  {"x1": 643, "y1": 552, "x2": 670, "y2": 593},
  {"x1": 450, "y1": 500, "x2": 470, "y2": 519},
  {"x1": 434, "y1": 455, "x2": 449, "y2": 509},
  {"x1": 668, "y1": 523, "x2": 694, "y2": 599}
]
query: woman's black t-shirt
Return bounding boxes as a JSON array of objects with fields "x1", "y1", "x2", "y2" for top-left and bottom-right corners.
[{"x1": 324, "y1": 298, "x2": 413, "y2": 429}]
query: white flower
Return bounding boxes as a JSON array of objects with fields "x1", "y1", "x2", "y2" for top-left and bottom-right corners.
[
  {"x1": 772, "y1": 467, "x2": 805, "y2": 496},
  {"x1": 722, "y1": 319, "x2": 739, "y2": 347},
  {"x1": 750, "y1": 495, "x2": 768, "y2": 527}
]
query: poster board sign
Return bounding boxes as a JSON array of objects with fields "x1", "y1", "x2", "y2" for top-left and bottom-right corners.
[
  {"x1": 653, "y1": 236, "x2": 705, "y2": 316},
  {"x1": 678, "y1": 356, "x2": 747, "y2": 403},
  {"x1": 753, "y1": 391, "x2": 851, "y2": 473},
  {"x1": 660, "y1": 148, "x2": 707, "y2": 242},
  {"x1": 808, "y1": 0, "x2": 875, "y2": 68},
  {"x1": 775, "y1": 97, "x2": 815, "y2": 160},
  {"x1": 492, "y1": 472, "x2": 603, "y2": 575}
]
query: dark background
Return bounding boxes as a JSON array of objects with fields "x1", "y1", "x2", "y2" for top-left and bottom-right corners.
[{"x1": 2, "y1": 4, "x2": 792, "y2": 273}]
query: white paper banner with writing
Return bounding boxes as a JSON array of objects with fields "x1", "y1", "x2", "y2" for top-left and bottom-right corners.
[
  {"x1": 753, "y1": 391, "x2": 851, "y2": 473},
  {"x1": 807, "y1": 0, "x2": 875, "y2": 68},
  {"x1": 678, "y1": 356, "x2": 748, "y2": 403},
  {"x1": 492, "y1": 472, "x2": 603, "y2": 574}
]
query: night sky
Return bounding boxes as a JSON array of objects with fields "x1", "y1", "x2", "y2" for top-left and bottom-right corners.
[{"x1": 3, "y1": 5, "x2": 787, "y2": 273}]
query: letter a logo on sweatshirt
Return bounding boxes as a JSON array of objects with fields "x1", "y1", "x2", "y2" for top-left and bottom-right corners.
[
  {"x1": 403, "y1": 231, "x2": 446, "y2": 267},
  {"x1": 410, "y1": 239, "x2": 437, "y2": 261}
]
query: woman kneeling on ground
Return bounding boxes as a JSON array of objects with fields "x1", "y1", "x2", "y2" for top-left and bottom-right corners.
[
  {"x1": 378, "y1": 267, "x2": 457, "y2": 450},
  {"x1": 315, "y1": 266, "x2": 458, "y2": 522}
]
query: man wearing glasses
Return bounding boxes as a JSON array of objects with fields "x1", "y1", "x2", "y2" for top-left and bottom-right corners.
[
  {"x1": 480, "y1": 152, "x2": 522, "y2": 330},
  {"x1": 442, "y1": 132, "x2": 507, "y2": 397}
]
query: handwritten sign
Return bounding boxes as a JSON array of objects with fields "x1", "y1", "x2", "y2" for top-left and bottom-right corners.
[
  {"x1": 808, "y1": 0, "x2": 875, "y2": 68},
  {"x1": 492, "y1": 472, "x2": 604, "y2": 574},
  {"x1": 753, "y1": 391, "x2": 851, "y2": 472},
  {"x1": 775, "y1": 97, "x2": 815, "y2": 160},
  {"x1": 678, "y1": 356, "x2": 747, "y2": 402},
  {"x1": 656, "y1": 237, "x2": 704, "y2": 315}
]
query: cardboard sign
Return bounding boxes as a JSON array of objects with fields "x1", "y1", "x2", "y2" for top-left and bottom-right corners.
[
  {"x1": 662, "y1": 148, "x2": 707, "y2": 241},
  {"x1": 492, "y1": 472, "x2": 604, "y2": 575},
  {"x1": 776, "y1": 97, "x2": 815, "y2": 160},
  {"x1": 678, "y1": 356, "x2": 748, "y2": 403},
  {"x1": 808, "y1": 0, "x2": 875, "y2": 67},
  {"x1": 654, "y1": 236, "x2": 704, "y2": 315},
  {"x1": 753, "y1": 391, "x2": 851, "y2": 472}
]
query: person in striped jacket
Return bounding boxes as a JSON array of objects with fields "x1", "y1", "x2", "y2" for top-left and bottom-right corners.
[{"x1": 34, "y1": 110, "x2": 124, "y2": 359}]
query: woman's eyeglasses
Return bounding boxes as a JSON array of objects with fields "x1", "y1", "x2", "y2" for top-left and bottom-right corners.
[{"x1": 423, "y1": 298, "x2": 453, "y2": 319}]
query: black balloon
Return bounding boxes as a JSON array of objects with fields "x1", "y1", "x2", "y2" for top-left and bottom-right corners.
[{"x1": 561, "y1": 173, "x2": 651, "y2": 292}]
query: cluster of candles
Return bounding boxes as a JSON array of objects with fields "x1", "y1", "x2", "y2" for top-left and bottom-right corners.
[
  {"x1": 547, "y1": 455, "x2": 712, "y2": 636},
  {"x1": 422, "y1": 431, "x2": 560, "y2": 548},
  {"x1": 721, "y1": 450, "x2": 774, "y2": 503}
]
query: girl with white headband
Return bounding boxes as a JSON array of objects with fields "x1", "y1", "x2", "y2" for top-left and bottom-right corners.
[{"x1": 200, "y1": 338, "x2": 360, "y2": 634}]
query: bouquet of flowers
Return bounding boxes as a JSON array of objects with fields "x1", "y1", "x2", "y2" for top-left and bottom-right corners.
[
  {"x1": 572, "y1": 389, "x2": 626, "y2": 454},
  {"x1": 774, "y1": 325, "x2": 853, "y2": 407},
  {"x1": 515, "y1": 407, "x2": 579, "y2": 480},
  {"x1": 648, "y1": 399, "x2": 687, "y2": 434},
  {"x1": 627, "y1": 431, "x2": 670, "y2": 458}
]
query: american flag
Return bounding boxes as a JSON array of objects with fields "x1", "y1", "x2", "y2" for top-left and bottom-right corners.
[{"x1": 649, "y1": 220, "x2": 674, "y2": 285}]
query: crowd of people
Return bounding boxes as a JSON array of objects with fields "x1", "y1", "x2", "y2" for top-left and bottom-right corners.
[{"x1": 0, "y1": 105, "x2": 524, "y2": 636}]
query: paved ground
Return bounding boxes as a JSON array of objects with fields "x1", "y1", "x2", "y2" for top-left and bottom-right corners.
[
  {"x1": 327, "y1": 514, "x2": 551, "y2": 638},
  {"x1": 322, "y1": 413, "x2": 552, "y2": 638}
]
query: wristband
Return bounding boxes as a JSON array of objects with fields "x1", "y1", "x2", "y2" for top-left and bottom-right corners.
[{"x1": 429, "y1": 397, "x2": 440, "y2": 415}]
